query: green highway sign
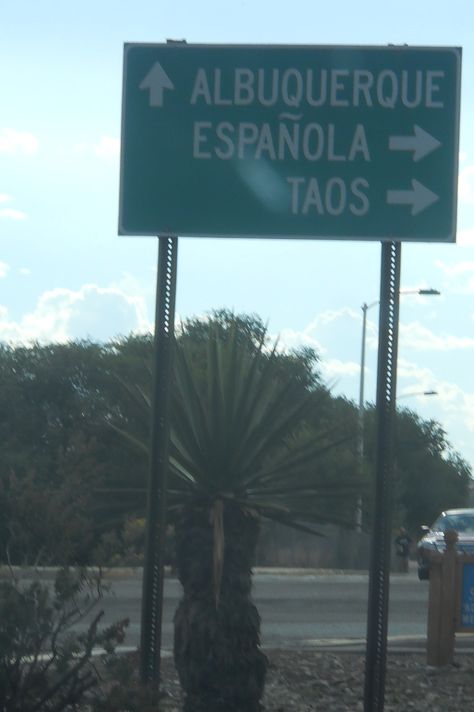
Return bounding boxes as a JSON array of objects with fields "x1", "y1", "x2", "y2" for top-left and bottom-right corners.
[{"x1": 119, "y1": 44, "x2": 461, "y2": 242}]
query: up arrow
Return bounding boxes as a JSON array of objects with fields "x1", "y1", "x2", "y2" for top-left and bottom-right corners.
[
  {"x1": 139, "y1": 62, "x2": 174, "y2": 107},
  {"x1": 387, "y1": 179, "x2": 439, "y2": 216},
  {"x1": 389, "y1": 125, "x2": 441, "y2": 162}
]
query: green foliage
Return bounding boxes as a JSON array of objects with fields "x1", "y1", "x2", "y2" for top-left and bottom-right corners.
[
  {"x1": 178, "y1": 309, "x2": 324, "y2": 391},
  {"x1": 0, "y1": 436, "x2": 107, "y2": 566},
  {"x1": 0, "y1": 567, "x2": 128, "y2": 711},
  {"x1": 92, "y1": 517, "x2": 146, "y2": 567},
  {"x1": 0, "y1": 342, "x2": 103, "y2": 563},
  {"x1": 166, "y1": 318, "x2": 361, "y2": 531},
  {"x1": 0, "y1": 308, "x2": 471, "y2": 563},
  {"x1": 0, "y1": 339, "x2": 148, "y2": 564},
  {"x1": 363, "y1": 405, "x2": 471, "y2": 533},
  {"x1": 109, "y1": 313, "x2": 362, "y2": 534}
]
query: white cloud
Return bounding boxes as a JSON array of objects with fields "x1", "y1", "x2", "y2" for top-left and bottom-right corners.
[
  {"x1": 0, "y1": 262, "x2": 9, "y2": 278},
  {"x1": 94, "y1": 136, "x2": 120, "y2": 158},
  {"x1": 457, "y1": 228, "x2": 474, "y2": 247},
  {"x1": 0, "y1": 128, "x2": 38, "y2": 154},
  {"x1": 275, "y1": 326, "x2": 326, "y2": 354},
  {"x1": 425, "y1": 380, "x2": 474, "y2": 438},
  {"x1": 19, "y1": 267, "x2": 31, "y2": 276},
  {"x1": 275, "y1": 307, "x2": 360, "y2": 350},
  {"x1": 463, "y1": 393, "x2": 474, "y2": 433},
  {"x1": 459, "y1": 164, "x2": 474, "y2": 204},
  {"x1": 397, "y1": 359, "x2": 440, "y2": 402},
  {"x1": 322, "y1": 358, "x2": 361, "y2": 379},
  {"x1": 396, "y1": 358, "x2": 474, "y2": 462},
  {"x1": 0, "y1": 283, "x2": 152, "y2": 344},
  {"x1": 255, "y1": 312, "x2": 474, "y2": 465},
  {"x1": 73, "y1": 135, "x2": 120, "y2": 159},
  {"x1": 72, "y1": 142, "x2": 88, "y2": 155},
  {"x1": 400, "y1": 321, "x2": 474, "y2": 351},
  {"x1": 435, "y1": 260, "x2": 474, "y2": 278},
  {"x1": 0, "y1": 194, "x2": 27, "y2": 220},
  {"x1": 0, "y1": 208, "x2": 27, "y2": 220},
  {"x1": 397, "y1": 358, "x2": 435, "y2": 382},
  {"x1": 307, "y1": 307, "x2": 359, "y2": 329},
  {"x1": 272, "y1": 310, "x2": 365, "y2": 391},
  {"x1": 435, "y1": 258, "x2": 474, "y2": 293}
]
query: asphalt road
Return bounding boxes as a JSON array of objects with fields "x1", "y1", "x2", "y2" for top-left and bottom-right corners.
[
  {"x1": 97, "y1": 567, "x2": 438, "y2": 650},
  {"x1": 11, "y1": 565, "x2": 474, "y2": 652}
]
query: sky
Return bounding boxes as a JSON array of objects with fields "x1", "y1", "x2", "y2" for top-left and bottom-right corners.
[{"x1": 1, "y1": 1, "x2": 474, "y2": 472}]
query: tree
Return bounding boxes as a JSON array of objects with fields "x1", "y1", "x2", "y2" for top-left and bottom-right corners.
[
  {"x1": 0, "y1": 343, "x2": 101, "y2": 563},
  {"x1": 118, "y1": 316, "x2": 361, "y2": 711},
  {"x1": 362, "y1": 405, "x2": 471, "y2": 534},
  {"x1": 0, "y1": 340, "x2": 142, "y2": 564}
]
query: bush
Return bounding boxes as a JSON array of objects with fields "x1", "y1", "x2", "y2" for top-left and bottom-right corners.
[
  {"x1": 95, "y1": 654, "x2": 163, "y2": 712},
  {"x1": 0, "y1": 566, "x2": 128, "y2": 711}
]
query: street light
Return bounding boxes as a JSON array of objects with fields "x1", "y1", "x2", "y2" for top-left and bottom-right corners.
[
  {"x1": 355, "y1": 288, "x2": 440, "y2": 530},
  {"x1": 397, "y1": 389, "x2": 438, "y2": 399}
]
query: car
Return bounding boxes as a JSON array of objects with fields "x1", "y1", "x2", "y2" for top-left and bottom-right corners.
[{"x1": 417, "y1": 508, "x2": 474, "y2": 580}]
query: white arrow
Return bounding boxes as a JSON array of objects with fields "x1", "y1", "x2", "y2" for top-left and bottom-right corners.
[
  {"x1": 387, "y1": 179, "x2": 439, "y2": 216},
  {"x1": 389, "y1": 125, "x2": 441, "y2": 162},
  {"x1": 139, "y1": 62, "x2": 174, "y2": 107}
]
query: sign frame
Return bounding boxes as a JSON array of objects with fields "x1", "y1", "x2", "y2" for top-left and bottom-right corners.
[{"x1": 119, "y1": 43, "x2": 462, "y2": 242}]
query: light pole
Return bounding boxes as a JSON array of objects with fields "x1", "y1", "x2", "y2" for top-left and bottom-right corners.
[
  {"x1": 356, "y1": 288, "x2": 440, "y2": 530},
  {"x1": 358, "y1": 300, "x2": 379, "y2": 457}
]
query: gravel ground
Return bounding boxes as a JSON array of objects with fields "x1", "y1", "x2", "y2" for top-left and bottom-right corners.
[{"x1": 154, "y1": 649, "x2": 474, "y2": 711}]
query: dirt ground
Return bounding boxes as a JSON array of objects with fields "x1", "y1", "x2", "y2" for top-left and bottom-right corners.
[{"x1": 154, "y1": 649, "x2": 474, "y2": 711}]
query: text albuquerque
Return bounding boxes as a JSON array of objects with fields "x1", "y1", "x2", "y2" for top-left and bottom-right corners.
[{"x1": 190, "y1": 67, "x2": 446, "y2": 110}]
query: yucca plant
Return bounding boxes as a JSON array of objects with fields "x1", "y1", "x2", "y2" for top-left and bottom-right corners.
[{"x1": 114, "y1": 318, "x2": 361, "y2": 712}]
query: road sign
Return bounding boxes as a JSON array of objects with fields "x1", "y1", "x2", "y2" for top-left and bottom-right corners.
[{"x1": 119, "y1": 44, "x2": 461, "y2": 241}]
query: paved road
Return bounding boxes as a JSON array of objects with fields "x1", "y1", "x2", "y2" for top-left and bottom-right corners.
[
  {"x1": 12, "y1": 566, "x2": 474, "y2": 651},
  {"x1": 98, "y1": 568, "x2": 436, "y2": 650}
]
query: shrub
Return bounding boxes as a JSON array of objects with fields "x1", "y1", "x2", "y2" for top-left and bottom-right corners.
[{"x1": 0, "y1": 566, "x2": 128, "y2": 711}]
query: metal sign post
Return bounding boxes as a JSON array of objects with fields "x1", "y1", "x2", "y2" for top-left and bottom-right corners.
[
  {"x1": 140, "y1": 236, "x2": 178, "y2": 686},
  {"x1": 364, "y1": 241, "x2": 400, "y2": 712}
]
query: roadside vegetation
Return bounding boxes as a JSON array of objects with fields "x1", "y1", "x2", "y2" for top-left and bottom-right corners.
[
  {"x1": 114, "y1": 314, "x2": 367, "y2": 711},
  {"x1": 0, "y1": 309, "x2": 471, "y2": 710},
  {"x1": 0, "y1": 567, "x2": 129, "y2": 711},
  {"x1": 0, "y1": 310, "x2": 469, "y2": 569}
]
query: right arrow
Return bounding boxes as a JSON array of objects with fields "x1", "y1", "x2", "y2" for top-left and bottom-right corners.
[
  {"x1": 139, "y1": 62, "x2": 174, "y2": 107},
  {"x1": 387, "y1": 179, "x2": 439, "y2": 216},
  {"x1": 389, "y1": 125, "x2": 441, "y2": 162}
]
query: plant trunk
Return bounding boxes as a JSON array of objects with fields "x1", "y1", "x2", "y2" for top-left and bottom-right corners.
[{"x1": 173, "y1": 500, "x2": 267, "y2": 712}]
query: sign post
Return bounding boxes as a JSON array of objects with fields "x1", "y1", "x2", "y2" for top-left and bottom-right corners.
[
  {"x1": 120, "y1": 43, "x2": 461, "y2": 242},
  {"x1": 119, "y1": 41, "x2": 462, "y2": 708},
  {"x1": 140, "y1": 237, "x2": 178, "y2": 686},
  {"x1": 364, "y1": 241, "x2": 400, "y2": 711}
]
